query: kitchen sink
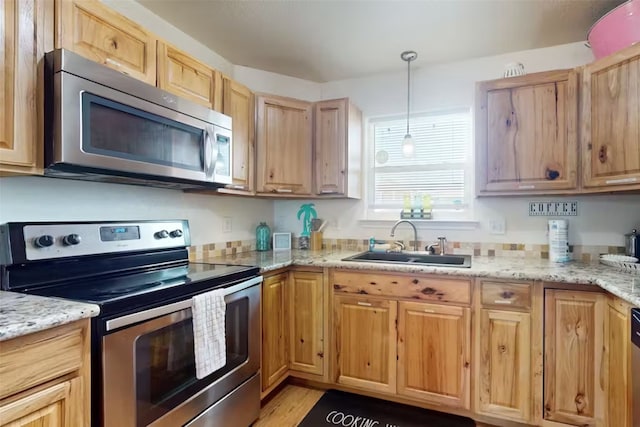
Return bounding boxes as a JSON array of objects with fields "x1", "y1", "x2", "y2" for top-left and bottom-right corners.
[{"x1": 341, "y1": 251, "x2": 472, "y2": 268}]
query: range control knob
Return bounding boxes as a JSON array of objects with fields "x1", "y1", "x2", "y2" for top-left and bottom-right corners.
[
  {"x1": 63, "y1": 234, "x2": 81, "y2": 246},
  {"x1": 33, "y1": 235, "x2": 54, "y2": 248},
  {"x1": 169, "y1": 229, "x2": 183, "y2": 238},
  {"x1": 155, "y1": 230, "x2": 169, "y2": 239}
]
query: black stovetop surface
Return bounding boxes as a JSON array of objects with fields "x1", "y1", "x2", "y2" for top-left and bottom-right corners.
[{"x1": 9, "y1": 261, "x2": 259, "y2": 317}]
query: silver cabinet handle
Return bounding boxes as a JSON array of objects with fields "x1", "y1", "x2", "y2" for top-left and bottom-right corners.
[
  {"x1": 605, "y1": 177, "x2": 637, "y2": 185},
  {"x1": 320, "y1": 189, "x2": 338, "y2": 194},
  {"x1": 227, "y1": 184, "x2": 248, "y2": 190},
  {"x1": 275, "y1": 188, "x2": 293, "y2": 193},
  {"x1": 357, "y1": 301, "x2": 372, "y2": 307}
]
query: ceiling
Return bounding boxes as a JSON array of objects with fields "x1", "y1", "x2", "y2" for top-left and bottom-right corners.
[{"x1": 137, "y1": 0, "x2": 623, "y2": 82}]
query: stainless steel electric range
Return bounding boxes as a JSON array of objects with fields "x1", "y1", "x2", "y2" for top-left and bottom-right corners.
[{"x1": 0, "y1": 220, "x2": 262, "y2": 427}]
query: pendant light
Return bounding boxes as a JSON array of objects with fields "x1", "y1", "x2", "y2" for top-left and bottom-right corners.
[{"x1": 400, "y1": 50, "x2": 417, "y2": 157}]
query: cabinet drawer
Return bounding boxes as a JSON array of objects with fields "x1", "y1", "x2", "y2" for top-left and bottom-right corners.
[
  {"x1": 480, "y1": 281, "x2": 531, "y2": 309},
  {"x1": 0, "y1": 326, "x2": 84, "y2": 399},
  {"x1": 332, "y1": 270, "x2": 471, "y2": 304}
]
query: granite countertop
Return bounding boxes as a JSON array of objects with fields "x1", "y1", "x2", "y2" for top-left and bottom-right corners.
[
  {"x1": 202, "y1": 249, "x2": 640, "y2": 307},
  {"x1": 0, "y1": 291, "x2": 100, "y2": 342}
]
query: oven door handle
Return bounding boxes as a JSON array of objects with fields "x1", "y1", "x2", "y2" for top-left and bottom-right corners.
[{"x1": 105, "y1": 275, "x2": 263, "y2": 332}]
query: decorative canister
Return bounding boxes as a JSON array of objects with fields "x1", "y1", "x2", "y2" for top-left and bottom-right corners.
[
  {"x1": 548, "y1": 219, "x2": 570, "y2": 263},
  {"x1": 256, "y1": 222, "x2": 271, "y2": 251}
]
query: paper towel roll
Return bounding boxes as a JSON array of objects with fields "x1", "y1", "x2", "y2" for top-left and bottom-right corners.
[{"x1": 548, "y1": 220, "x2": 570, "y2": 263}]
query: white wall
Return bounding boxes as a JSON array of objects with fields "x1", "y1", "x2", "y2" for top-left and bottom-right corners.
[
  {"x1": 0, "y1": 177, "x2": 272, "y2": 246},
  {"x1": 273, "y1": 42, "x2": 640, "y2": 247},
  {"x1": 233, "y1": 65, "x2": 321, "y2": 101}
]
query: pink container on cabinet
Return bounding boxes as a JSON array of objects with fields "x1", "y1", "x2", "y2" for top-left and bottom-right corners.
[{"x1": 588, "y1": 0, "x2": 640, "y2": 59}]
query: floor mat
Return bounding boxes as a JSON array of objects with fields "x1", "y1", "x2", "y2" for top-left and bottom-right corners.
[{"x1": 297, "y1": 389, "x2": 475, "y2": 427}]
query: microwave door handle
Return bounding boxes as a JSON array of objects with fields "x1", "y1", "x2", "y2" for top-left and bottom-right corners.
[{"x1": 203, "y1": 128, "x2": 215, "y2": 180}]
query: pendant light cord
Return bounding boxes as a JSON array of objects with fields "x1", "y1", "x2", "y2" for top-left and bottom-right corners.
[{"x1": 406, "y1": 57, "x2": 411, "y2": 135}]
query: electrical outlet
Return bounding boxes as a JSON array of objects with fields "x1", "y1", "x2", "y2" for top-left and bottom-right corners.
[
  {"x1": 489, "y1": 218, "x2": 506, "y2": 235},
  {"x1": 223, "y1": 217, "x2": 232, "y2": 233}
]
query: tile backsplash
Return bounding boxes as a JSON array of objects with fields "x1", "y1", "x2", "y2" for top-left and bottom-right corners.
[{"x1": 189, "y1": 237, "x2": 625, "y2": 264}]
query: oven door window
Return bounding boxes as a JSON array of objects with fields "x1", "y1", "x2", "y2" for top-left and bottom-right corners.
[
  {"x1": 81, "y1": 93, "x2": 205, "y2": 172},
  {"x1": 134, "y1": 298, "x2": 249, "y2": 426}
]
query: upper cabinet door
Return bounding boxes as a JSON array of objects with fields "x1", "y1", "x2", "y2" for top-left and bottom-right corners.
[
  {"x1": 256, "y1": 95, "x2": 313, "y2": 195},
  {"x1": 222, "y1": 77, "x2": 254, "y2": 193},
  {"x1": 157, "y1": 41, "x2": 221, "y2": 111},
  {"x1": 56, "y1": 0, "x2": 156, "y2": 84},
  {"x1": 1, "y1": 0, "x2": 44, "y2": 174},
  {"x1": 582, "y1": 44, "x2": 640, "y2": 191},
  {"x1": 476, "y1": 70, "x2": 579, "y2": 195},
  {"x1": 314, "y1": 98, "x2": 362, "y2": 198}
]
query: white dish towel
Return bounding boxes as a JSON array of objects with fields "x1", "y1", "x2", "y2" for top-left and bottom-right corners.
[{"x1": 192, "y1": 288, "x2": 226, "y2": 379}]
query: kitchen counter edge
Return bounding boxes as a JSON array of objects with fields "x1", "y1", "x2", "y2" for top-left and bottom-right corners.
[{"x1": 0, "y1": 291, "x2": 100, "y2": 342}]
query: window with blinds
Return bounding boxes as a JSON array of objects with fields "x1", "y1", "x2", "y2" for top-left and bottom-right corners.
[{"x1": 369, "y1": 109, "x2": 471, "y2": 212}]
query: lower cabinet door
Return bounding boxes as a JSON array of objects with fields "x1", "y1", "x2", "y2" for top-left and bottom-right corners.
[
  {"x1": 606, "y1": 298, "x2": 632, "y2": 427},
  {"x1": 333, "y1": 295, "x2": 397, "y2": 394},
  {"x1": 0, "y1": 378, "x2": 81, "y2": 427},
  {"x1": 544, "y1": 290, "x2": 605, "y2": 426},
  {"x1": 289, "y1": 271, "x2": 324, "y2": 376},
  {"x1": 477, "y1": 309, "x2": 531, "y2": 422},
  {"x1": 261, "y1": 272, "x2": 289, "y2": 392},
  {"x1": 397, "y1": 301, "x2": 470, "y2": 409}
]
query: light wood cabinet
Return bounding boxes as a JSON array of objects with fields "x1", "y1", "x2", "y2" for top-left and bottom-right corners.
[
  {"x1": 0, "y1": 320, "x2": 90, "y2": 427},
  {"x1": 157, "y1": 40, "x2": 221, "y2": 111},
  {"x1": 314, "y1": 98, "x2": 362, "y2": 198},
  {"x1": 288, "y1": 270, "x2": 324, "y2": 376},
  {"x1": 56, "y1": 0, "x2": 156, "y2": 84},
  {"x1": 0, "y1": 378, "x2": 81, "y2": 427},
  {"x1": 581, "y1": 43, "x2": 640, "y2": 191},
  {"x1": 397, "y1": 301, "x2": 470, "y2": 409},
  {"x1": 474, "y1": 279, "x2": 536, "y2": 424},
  {"x1": 332, "y1": 270, "x2": 472, "y2": 409},
  {"x1": 476, "y1": 69, "x2": 579, "y2": 195},
  {"x1": 222, "y1": 77, "x2": 255, "y2": 193},
  {"x1": 261, "y1": 272, "x2": 289, "y2": 392},
  {"x1": 477, "y1": 309, "x2": 531, "y2": 422},
  {"x1": 544, "y1": 289, "x2": 605, "y2": 426},
  {"x1": 333, "y1": 294, "x2": 397, "y2": 394},
  {"x1": 1, "y1": 0, "x2": 51, "y2": 175},
  {"x1": 256, "y1": 94, "x2": 313, "y2": 195},
  {"x1": 604, "y1": 296, "x2": 632, "y2": 427}
]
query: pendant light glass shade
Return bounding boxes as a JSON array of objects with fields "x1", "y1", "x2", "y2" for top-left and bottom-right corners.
[
  {"x1": 402, "y1": 134, "x2": 414, "y2": 157},
  {"x1": 400, "y1": 51, "x2": 417, "y2": 158}
]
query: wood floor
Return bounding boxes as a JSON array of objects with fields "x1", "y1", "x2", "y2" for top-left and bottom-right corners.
[
  {"x1": 253, "y1": 385, "x2": 323, "y2": 427},
  {"x1": 253, "y1": 385, "x2": 496, "y2": 427}
]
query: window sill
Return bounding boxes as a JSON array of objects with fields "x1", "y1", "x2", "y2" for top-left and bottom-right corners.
[{"x1": 358, "y1": 219, "x2": 480, "y2": 230}]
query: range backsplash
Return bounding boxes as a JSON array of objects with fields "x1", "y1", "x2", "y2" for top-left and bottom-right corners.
[{"x1": 189, "y1": 238, "x2": 625, "y2": 264}]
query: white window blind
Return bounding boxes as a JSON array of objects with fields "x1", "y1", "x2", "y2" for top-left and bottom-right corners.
[{"x1": 370, "y1": 110, "x2": 471, "y2": 211}]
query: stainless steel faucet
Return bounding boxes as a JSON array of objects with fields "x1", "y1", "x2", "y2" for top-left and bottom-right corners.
[{"x1": 390, "y1": 220, "x2": 418, "y2": 251}]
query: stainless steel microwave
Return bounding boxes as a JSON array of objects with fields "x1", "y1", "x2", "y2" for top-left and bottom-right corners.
[{"x1": 44, "y1": 49, "x2": 232, "y2": 189}]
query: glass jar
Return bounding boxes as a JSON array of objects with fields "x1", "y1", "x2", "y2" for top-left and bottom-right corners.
[{"x1": 256, "y1": 222, "x2": 271, "y2": 251}]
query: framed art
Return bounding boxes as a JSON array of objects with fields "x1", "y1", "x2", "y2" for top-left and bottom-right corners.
[{"x1": 272, "y1": 232, "x2": 292, "y2": 251}]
